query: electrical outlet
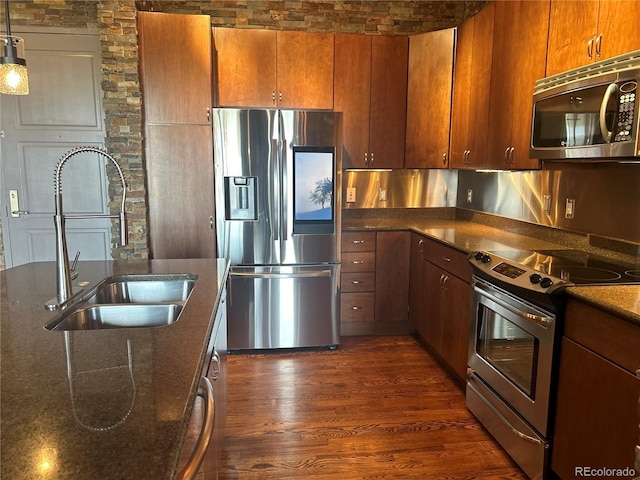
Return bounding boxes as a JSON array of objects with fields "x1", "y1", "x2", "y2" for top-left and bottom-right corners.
[
  {"x1": 346, "y1": 187, "x2": 356, "y2": 203},
  {"x1": 565, "y1": 198, "x2": 575, "y2": 219},
  {"x1": 467, "y1": 189, "x2": 473, "y2": 203},
  {"x1": 543, "y1": 194, "x2": 552, "y2": 215},
  {"x1": 379, "y1": 187, "x2": 387, "y2": 202}
]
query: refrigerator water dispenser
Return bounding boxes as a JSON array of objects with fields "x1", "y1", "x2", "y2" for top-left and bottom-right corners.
[{"x1": 224, "y1": 176, "x2": 257, "y2": 220}]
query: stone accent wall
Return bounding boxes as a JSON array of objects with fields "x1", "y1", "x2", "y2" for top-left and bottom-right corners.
[{"x1": 1, "y1": 0, "x2": 488, "y2": 268}]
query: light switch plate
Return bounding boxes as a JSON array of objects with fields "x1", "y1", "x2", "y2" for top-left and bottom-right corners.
[{"x1": 346, "y1": 187, "x2": 356, "y2": 203}]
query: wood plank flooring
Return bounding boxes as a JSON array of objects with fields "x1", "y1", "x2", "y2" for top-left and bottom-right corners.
[{"x1": 219, "y1": 335, "x2": 527, "y2": 480}]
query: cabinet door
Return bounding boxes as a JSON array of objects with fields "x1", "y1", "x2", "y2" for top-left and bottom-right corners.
[
  {"x1": 552, "y1": 338, "x2": 640, "y2": 478},
  {"x1": 145, "y1": 125, "x2": 216, "y2": 259},
  {"x1": 487, "y1": 1, "x2": 548, "y2": 170},
  {"x1": 374, "y1": 231, "x2": 410, "y2": 323},
  {"x1": 597, "y1": 0, "x2": 640, "y2": 62},
  {"x1": 213, "y1": 28, "x2": 277, "y2": 108},
  {"x1": 409, "y1": 235, "x2": 429, "y2": 337},
  {"x1": 334, "y1": 34, "x2": 372, "y2": 169},
  {"x1": 405, "y1": 28, "x2": 455, "y2": 169},
  {"x1": 138, "y1": 12, "x2": 213, "y2": 125},
  {"x1": 439, "y1": 272, "x2": 471, "y2": 381},
  {"x1": 450, "y1": 6, "x2": 494, "y2": 170},
  {"x1": 546, "y1": 0, "x2": 599, "y2": 76},
  {"x1": 276, "y1": 31, "x2": 334, "y2": 110},
  {"x1": 369, "y1": 35, "x2": 408, "y2": 169},
  {"x1": 421, "y1": 260, "x2": 445, "y2": 352}
]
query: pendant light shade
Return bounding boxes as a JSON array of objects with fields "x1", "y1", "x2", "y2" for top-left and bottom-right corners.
[{"x1": 1, "y1": 0, "x2": 29, "y2": 95}]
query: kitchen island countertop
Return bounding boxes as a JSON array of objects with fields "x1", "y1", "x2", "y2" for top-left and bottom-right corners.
[
  {"x1": 344, "y1": 216, "x2": 640, "y2": 327},
  {"x1": 1, "y1": 258, "x2": 228, "y2": 480}
]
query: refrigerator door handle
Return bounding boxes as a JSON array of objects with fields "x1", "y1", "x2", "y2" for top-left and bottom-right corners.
[
  {"x1": 281, "y1": 136, "x2": 288, "y2": 241},
  {"x1": 271, "y1": 135, "x2": 280, "y2": 242},
  {"x1": 230, "y1": 270, "x2": 332, "y2": 279}
]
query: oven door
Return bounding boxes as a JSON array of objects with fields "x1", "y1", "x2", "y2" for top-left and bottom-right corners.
[{"x1": 467, "y1": 276, "x2": 556, "y2": 437}]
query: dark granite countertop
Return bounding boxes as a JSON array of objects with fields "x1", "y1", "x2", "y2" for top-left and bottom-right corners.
[
  {"x1": 343, "y1": 216, "x2": 640, "y2": 327},
  {"x1": 1, "y1": 258, "x2": 228, "y2": 480}
]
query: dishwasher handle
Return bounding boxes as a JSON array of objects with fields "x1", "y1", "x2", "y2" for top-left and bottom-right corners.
[
  {"x1": 231, "y1": 269, "x2": 332, "y2": 279},
  {"x1": 178, "y1": 376, "x2": 215, "y2": 480}
]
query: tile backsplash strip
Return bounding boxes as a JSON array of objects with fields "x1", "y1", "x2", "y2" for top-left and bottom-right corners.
[{"x1": 343, "y1": 163, "x2": 640, "y2": 251}]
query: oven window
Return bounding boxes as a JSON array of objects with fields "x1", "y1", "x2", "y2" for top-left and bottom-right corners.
[{"x1": 477, "y1": 308, "x2": 539, "y2": 397}]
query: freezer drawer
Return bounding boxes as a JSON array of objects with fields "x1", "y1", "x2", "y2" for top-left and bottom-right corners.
[{"x1": 227, "y1": 265, "x2": 340, "y2": 350}]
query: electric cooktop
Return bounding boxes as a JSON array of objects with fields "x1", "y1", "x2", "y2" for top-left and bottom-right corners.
[{"x1": 487, "y1": 249, "x2": 640, "y2": 286}]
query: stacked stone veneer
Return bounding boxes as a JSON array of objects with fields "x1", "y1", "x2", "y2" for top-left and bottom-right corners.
[{"x1": 1, "y1": 0, "x2": 487, "y2": 265}]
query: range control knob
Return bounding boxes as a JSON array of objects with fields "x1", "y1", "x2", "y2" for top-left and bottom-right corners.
[
  {"x1": 474, "y1": 251, "x2": 484, "y2": 261},
  {"x1": 530, "y1": 273, "x2": 542, "y2": 284},
  {"x1": 481, "y1": 254, "x2": 492, "y2": 264},
  {"x1": 540, "y1": 277, "x2": 554, "y2": 288}
]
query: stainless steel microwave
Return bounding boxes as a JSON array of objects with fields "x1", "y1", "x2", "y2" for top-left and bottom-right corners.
[{"x1": 530, "y1": 55, "x2": 639, "y2": 161}]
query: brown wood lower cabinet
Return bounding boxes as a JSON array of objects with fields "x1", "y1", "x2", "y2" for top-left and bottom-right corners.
[
  {"x1": 410, "y1": 233, "x2": 472, "y2": 383},
  {"x1": 551, "y1": 299, "x2": 640, "y2": 479},
  {"x1": 340, "y1": 230, "x2": 410, "y2": 335}
]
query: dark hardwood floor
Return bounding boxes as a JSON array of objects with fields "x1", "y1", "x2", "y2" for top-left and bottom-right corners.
[{"x1": 219, "y1": 335, "x2": 527, "y2": 480}]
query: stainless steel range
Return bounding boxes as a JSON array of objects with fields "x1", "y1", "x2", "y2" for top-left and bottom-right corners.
[{"x1": 466, "y1": 249, "x2": 640, "y2": 480}]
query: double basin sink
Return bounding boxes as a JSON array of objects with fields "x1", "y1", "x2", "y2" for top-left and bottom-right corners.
[{"x1": 46, "y1": 274, "x2": 197, "y2": 331}]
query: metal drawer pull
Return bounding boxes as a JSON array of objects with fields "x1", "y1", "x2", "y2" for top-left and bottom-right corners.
[
  {"x1": 351, "y1": 306, "x2": 362, "y2": 310},
  {"x1": 351, "y1": 260, "x2": 364, "y2": 264},
  {"x1": 443, "y1": 256, "x2": 451, "y2": 262},
  {"x1": 178, "y1": 376, "x2": 215, "y2": 480},
  {"x1": 351, "y1": 280, "x2": 361, "y2": 285},
  {"x1": 352, "y1": 240, "x2": 365, "y2": 244}
]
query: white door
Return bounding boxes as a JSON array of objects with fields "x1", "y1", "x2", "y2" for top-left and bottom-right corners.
[{"x1": 0, "y1": 29, "x2": 112, "y2": 268}]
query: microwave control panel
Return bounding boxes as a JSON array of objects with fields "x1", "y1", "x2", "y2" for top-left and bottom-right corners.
[{"x1": 614, "y1": 80, "x2": 637, "y2": 142}]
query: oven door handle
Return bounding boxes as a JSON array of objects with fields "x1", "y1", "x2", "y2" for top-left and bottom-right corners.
[
  {"x1": 474, "y1": 281, "x2": 553, "y2": 327},
  {"x1": 467, "y1": 370, "x2": 544, "y2": 446}
]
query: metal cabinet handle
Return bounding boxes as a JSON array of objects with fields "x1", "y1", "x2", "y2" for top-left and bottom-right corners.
[
  {"x1": 587, "y1": 37, "x2": 594, "y2": 59},
  {"x1": 595, "y1": 34, "x2": 602, "y2": 57},
  {"x1": 272, "y1": 91, "x2": 276, "y2": 104},
  {"x1": 370, "y1": 152, "x2": 374, "y2": 166},
  {"x1": 364, "y1": 152, "x2": 368, "y2": 166},
  {"x1": 178, "y1": 376, "x2": 215, "y2": 480},
  {"x1": 509, "y1": 147, "x2": 515, "y2": 165},
  {"x1": 351, "y1": 260, "x2": 364, "y2": 265},
  {"x1": 504, "y1": 147, "x2": 510, "y2": 165},
  {"x1": 351, "y1": 280, "x2": 361, "y2": 285},
  {"x1": 441, "y1": 153, "x2": 447, "y2": 165},
  {"x1": 206, "y1": 107, "x2": 211, "y2": 122},
  {"x1": 418, "y1": 239, "x2": 424, "y2": 251},
  {"x1": 279, "y1": 91, "x2": 283, "y2": 102},
  {"x1": 443, "y1": 256, "x2": 451, "y2": 263},
  {"x1": 351, "y1": 305, "x2": 363, "y2": 310},
  {"x1": 439, "y1": 273, "x2": 446, "y2": 287},
  {"x1": 352, "y1": 240, "x2": 365, "y2": 244}
]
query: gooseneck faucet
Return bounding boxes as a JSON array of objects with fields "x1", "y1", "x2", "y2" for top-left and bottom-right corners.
[{"x1": 46, "y1": 146, "x2": 128, "y2": 310}]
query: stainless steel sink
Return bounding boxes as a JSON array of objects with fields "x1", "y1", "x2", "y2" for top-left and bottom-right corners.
[
  {"x1": 45, "y1": 273, "x2": 198, "y2": 331},
  {"x1": 85, "y1": 274, "x2": 197, "y2": 304},
  {"x1": 46, "y1": 304, "x2": 183, "y2": 331}
]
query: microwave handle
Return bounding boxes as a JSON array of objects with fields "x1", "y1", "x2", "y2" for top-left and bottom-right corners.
[{"x1": 599, "y1": 82, "x2": 619, "y2": 143}]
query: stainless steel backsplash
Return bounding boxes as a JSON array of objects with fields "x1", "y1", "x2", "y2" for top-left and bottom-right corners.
[{"x1": 343, "y1": 164, "x2": 640, "y2": 244}]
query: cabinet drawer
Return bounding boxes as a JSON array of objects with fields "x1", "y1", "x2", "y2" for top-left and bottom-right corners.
[
  {"x1": 341, "y1": 272, "x2": 375, "y2": 293},
  {"x1": 421, "y1": 238, "x2": 471, "y2": 282},
  {"x1": 342, "y1": 232, "x2": 376, "y2": 252},
  {"x1": 342, "y1": 252, "x2": 376, "y2": 272},
  {"x1": 565, "y1": 299, "x2": 640, "y2": 375},
  {"x1": 341, "y1": 293, "x2": 375, "y2": 322}
]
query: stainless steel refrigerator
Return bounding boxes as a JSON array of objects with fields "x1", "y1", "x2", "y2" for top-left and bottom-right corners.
[{"x1": 213, "y1": 109, "x2": 342, "y2": 350}]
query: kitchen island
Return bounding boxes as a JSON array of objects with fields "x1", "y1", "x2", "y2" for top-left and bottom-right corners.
[{"x1": 1, "y1": 258, "x2": 228, "y2": 480}]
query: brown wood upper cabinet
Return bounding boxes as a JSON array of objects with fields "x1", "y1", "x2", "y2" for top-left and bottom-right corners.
[
  {"x1": 449, "y1": 3, "x2": 495, "y2": 170},
  {"x1": 547, "y1": 0, "x2": 640, "y2": 77},
  {"x1": 214, "y1": 28, "x2": 334, "y2": 110},
  {"x1": 138, "y1": 12, "x2": 213, "y2": 125},
  {"x1": 486, "y1": 0, "x2": 549, "y2": 170},
  {"x1": 334, "y1": 34, "x2": 408, "y2": 169},
  {"x1": 405, "y1": 28, "x2": 456, "y2": 169}
]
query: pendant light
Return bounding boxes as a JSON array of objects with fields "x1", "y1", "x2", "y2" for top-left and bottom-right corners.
[{"x1": 0, "y1": 0, "x2": 29, "y2": 95}]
